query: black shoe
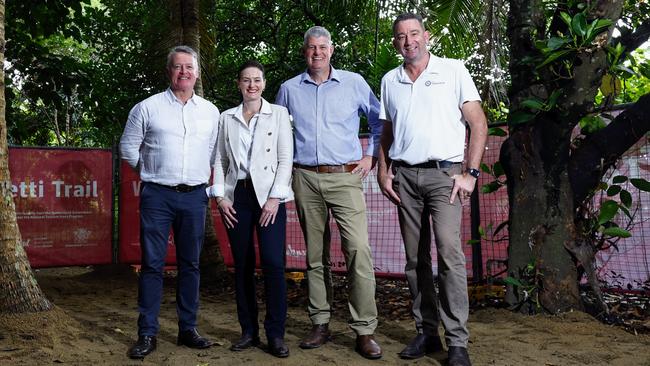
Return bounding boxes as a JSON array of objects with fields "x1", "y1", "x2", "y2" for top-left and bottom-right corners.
[
  {"x1": 268, "y1": 338, "x2": 289, "y2": 358},
  {"x1": 128, "y1": 336, "x2": 157, "y2": 359},
  {"x1": 448, "y1": 346, "x2": 471, "y2": 366},
  {"x1": 398, "y1": 333, "x2": 444, "y2": 359},
  {"x1": 230, "y1": 334, "x2": 261, "y2": 351},
  {"x1": 177, "y1": 328, "x2": 213, "y2": 349}
]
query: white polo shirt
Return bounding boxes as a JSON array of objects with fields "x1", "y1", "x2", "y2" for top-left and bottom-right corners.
[{"x1": 378, "y1": 53, "x2": 480, "y2": 164}]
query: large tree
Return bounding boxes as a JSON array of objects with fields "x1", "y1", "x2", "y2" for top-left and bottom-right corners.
[
  {"x1": 501, "y1": 0, "x2": 650, "y2": 313},
  {"x1": 0, "y1": 0, "x2": 52, "y2": 313}
]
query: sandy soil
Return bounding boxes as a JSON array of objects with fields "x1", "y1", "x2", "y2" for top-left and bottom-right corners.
[{"x1": 1, "y1": 265, "x2": 649, "y2": 366}]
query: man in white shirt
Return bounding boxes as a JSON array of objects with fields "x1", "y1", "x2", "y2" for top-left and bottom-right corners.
[
  {"x1": 376, "y1": 13, "x2": 487, "y2": 366},
  {"x1": 120, "y1": 45, "x2": 220, "y2": 360}
]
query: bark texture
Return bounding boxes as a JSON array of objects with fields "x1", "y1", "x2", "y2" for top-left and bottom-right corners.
[
  {"x1": 0, "y1": 0, "x2": 52, "y2": 313},
  {"x1": 501, "y1": 0, "x2": 639, "y2": 313}
]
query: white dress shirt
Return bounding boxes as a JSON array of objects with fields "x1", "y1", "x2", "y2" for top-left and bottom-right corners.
[{"x1": 119, "y1": 89, "x2": 220, "y2": 186}]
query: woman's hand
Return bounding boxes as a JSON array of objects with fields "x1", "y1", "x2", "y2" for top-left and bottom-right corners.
[
  {"x1": 217, "y1": 198, "x2": 238, "y2": 229},
  {"x1": 259, "y1": 198, "x2": 280, "y2": 227}
]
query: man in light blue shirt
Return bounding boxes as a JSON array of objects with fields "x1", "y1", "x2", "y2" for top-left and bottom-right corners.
[{"x1": 275, "y1": 26, "x2": 383, "y2": 360}]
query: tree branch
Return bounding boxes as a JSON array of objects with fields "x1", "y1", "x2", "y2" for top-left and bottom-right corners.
[
  {"x1": 614, "y1": 18, "x2": 650, "y2": 55},
  {"x1": 569, "y1": 92, "x2": 650, "y2": 207}
]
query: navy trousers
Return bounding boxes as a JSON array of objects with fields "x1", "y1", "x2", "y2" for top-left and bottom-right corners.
[
  {"x1": 137, "y1": 182, "x2": 208, "y2": 336},
  {"x1": 226, "y1": 180, "x2": 287, "y2": 340}
]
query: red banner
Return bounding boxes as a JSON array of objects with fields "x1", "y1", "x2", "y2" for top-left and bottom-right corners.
[
  {"x1": 10, "y1": 147, "x2": 113, "y2": 268},
  {"x1": 118, "y1": 161, "x2": 234, "y2": 266}
]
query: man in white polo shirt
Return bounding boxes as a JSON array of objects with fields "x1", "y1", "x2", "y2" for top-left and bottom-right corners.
[{"x1": 376, "y1": 13, "x2": 487, "y2": 366}]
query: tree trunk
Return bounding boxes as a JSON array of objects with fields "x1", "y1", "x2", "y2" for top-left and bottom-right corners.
[
  {"x1": 168, "y1": 0, "x2": 226, "y2": 280},
  {"x1": 0, "y1": 0, "x2": 52, "y2": 313},
  {"x1": 169, "y1": 0, "x2": 203, "y2": 95},
  {"x1": 500, "y1": 118, "x2": 582, "y2": 313}
]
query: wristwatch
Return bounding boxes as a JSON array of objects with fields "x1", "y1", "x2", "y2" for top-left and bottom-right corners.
[{"x1": 467, "y1": 168, "x2": 480, "y2": 179}]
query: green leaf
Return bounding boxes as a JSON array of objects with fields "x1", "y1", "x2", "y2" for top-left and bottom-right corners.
[
  {"x1": 614, "y1": 64, "x2": 636, "y2": 78},
  {"x1": 620, "y1": 190, "x2": 632, "y2": 208},
  {"x1": 637, "y1": 62, "x2": 650, "y2": 79},
  {"x1": 559, "y1": 12, "x2": 572, "y2": 27},
  {"x1": 579, "y1": 115, "x2": 606, "y2": 134},
  {"x1": 612, "y1": 175, "x2": 628, "y2": 184},
  {"x1": 537, "y1": 49, "x2": 573, "y2": 69},
  {"x1": 481, "y1": 181, "x2": 502, "y2": 194},
  {"x1": 571, "y1": 12, "x2": 587, "y2": 38},
  {"x1": 598, "y1": 200, "x2": 619, "y2": 225},
  {"x1": 547, "y1": 37, "x2": 569, "y2": 51},
  {"x1": 466, "y1": 239, "x2": 481, "y2": 245},
  {"x1": 547, "y1": 90, "x2": 562, "y2": 109},
  {"x1": 521, "y1": 98, "x2": 545, "y2": 111},
  {"x1": 602, "y1": 227, "x2": 632, "y2": 238},
  {"x1": 510, "y1": 110, "x2": 535, "y2": 125},
  {"x1": 493, "y1": 161, "x2": 505, "y2": 177},
  {"x1": 478, "y1": 225, "x2": 486, "y2": 237},
  {"x1": 504, "y1": 276, "x2": 524, "y2": 287},
  {"x1": 606, "y1": 185, "x2": 621, "y2": 196},
  {"x1": 619, "y1": 205, "x2": 632, "y2": 220},
  {"x1": 488, "y1": 127, "x2": 507, "y2": 136},
  {"x1": 480, "y1": 163, "x2": 491, "y2": 173},
  {"x1": 630, "y1": 178, "x2": 650, "y2": 192},
  {"x1": 585, "y1": 19, "x2": 611, "y2": 44}
]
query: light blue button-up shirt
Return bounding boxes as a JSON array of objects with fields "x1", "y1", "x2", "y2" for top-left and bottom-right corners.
[{"x1": 275, "y1": 67, "x2": 381, "y2": 165}]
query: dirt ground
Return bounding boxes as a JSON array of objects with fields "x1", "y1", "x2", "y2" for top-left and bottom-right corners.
[{"x1": 1, "y1": 265, "x2": 649, "y2": 366}]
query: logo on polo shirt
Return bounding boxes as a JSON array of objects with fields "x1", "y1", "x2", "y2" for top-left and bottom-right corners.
[{"x1": 425, "y1": 80, "x2": 445, "y2": 86}]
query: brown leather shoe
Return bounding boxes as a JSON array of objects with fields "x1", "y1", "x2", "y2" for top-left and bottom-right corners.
[
  {"x1": 299, "y1": 324, "x2": 330, "y2": 349},
  {"x1": 355, "y1": 335, "x2": 382, "y2": 359}
]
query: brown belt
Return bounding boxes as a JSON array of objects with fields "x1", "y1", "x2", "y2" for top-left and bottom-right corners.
[{"x1": 295, "y1": 163, "x2": 357, "y2": 173}]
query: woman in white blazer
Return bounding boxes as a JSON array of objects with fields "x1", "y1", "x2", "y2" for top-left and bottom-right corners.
[{"x1": 208, "y1": 60, "x2": 293, "y2": 358}]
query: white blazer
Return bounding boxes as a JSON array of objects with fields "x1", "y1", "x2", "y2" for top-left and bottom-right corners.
[{"x1": 208, "y1": 98, "x2": 294, "y2": 206}]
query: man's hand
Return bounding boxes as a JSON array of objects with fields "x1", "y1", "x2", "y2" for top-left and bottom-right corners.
[
  {"x1": 450, "y1": 174, "x2": 477, "y2": 204},
  {"x1": 377, "y1": 168, "x2": 401, "y2": 205},
  {"x1": 352, "y1": 155, "x2": 376, "y2": 179},
  {"x1": 217, "y1": 198, "x2": 238, "y2": 228},
  {"x1": 260, "y1": 198, "x2": 280, "y2": 227}
]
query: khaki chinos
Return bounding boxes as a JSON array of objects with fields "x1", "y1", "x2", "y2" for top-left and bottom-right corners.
[
  {"x1": 292, "y1": 167, "x2": 378, "y2": 335},
  {"x1": 392, "y1": 162, "x2": 469, "y2": 348}
]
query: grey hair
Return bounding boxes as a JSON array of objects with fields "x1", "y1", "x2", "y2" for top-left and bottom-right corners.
[
  {"x1": 303, "y1": 26, "x2": 332, "y2": 46},
  {"x1": 166, "y1": 45, "x2": 199, "y2": 72}
]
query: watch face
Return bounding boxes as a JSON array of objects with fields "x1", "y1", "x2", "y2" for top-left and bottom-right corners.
[{"x1": 468, "y1": 168, "x2": 480, "y2": 178}]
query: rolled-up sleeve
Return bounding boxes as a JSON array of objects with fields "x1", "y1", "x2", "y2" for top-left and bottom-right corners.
[{"x1": 119, "y1": 103, "x2": 146, "y2": 169}]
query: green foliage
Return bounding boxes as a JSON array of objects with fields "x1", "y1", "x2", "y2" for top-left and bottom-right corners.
[
  {"x1": 505, "y1": 260, "x2": 542, "y2": 312},
  {"x1": 5, "y1": 0, "x2": 168, "y2": 147},
  {"x1": 579, "y1": 173, "x2": 650, "y2": 252}
]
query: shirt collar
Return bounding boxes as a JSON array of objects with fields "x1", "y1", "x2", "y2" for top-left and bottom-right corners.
[
  {"x1": 229, "y1": 98, "x2": 272, "y2": 123},
  {"x1": 300, "y1": 65, "x2": 341, "y2": 85},
  {"x1": 165, "y1": 88, "x2": 198, "y2": 105},
  {"x1": 397, "y1": 52, "x2": 438, "y2": 84}
]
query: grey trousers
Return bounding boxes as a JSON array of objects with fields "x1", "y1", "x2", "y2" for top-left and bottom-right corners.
[
  {"x1": 392, "y1": 163, "x2": 469, "y2": 347},
  {"x1": 292, "y1": 168, "x2": 378, "y2": 335}
]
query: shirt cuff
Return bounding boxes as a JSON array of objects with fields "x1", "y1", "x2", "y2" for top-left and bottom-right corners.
[
  {"x1": 205, "y1": 184, "x2": 224, "y2": 198},
  {"x1": 269, "y1": 185, "x2": 291, "y2": 200}
]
